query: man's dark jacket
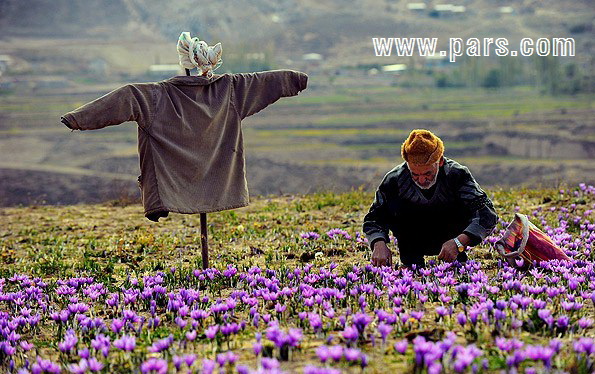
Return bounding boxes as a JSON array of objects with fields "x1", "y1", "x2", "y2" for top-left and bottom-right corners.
[{"x1": 363, "y1": 158, "x2": 498, "y2": 258}]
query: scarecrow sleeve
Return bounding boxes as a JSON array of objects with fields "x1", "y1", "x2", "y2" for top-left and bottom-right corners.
[
  {"x1": 363, "y1": 183, "x2": 392, "y2": 249},
  {"x1": 457, "y1": 167, "x2": 499, "y2": 246},
  {"x1": 61, "y1": 84, "x2": 155, "y2": 131},
  {"x1": 232, "y1": 70, "x2": 308, "y2": 119}
]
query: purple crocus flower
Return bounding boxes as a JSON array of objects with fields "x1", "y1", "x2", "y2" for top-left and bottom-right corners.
[
  {"x1": 300, "y1": 232, "x2": 320, "y2": 240},
  {"x1": 275, "y1": 303, "x2": 287, "y2": 313},
  {"x1": 221, "y1": 322, "x2": 241, "y2": 336},
  {"x1": 78, "y1": 348, "x2": 90, "y2": 359},
  {"x1": 86, "y1": 358, "x2": 104, "y2": 372},
  {"x1": 537, "y1": 308, "x2": 551, "y2": 320},
  {"x1": 148, "y1": 335, "x2": 173, "y2": 353},
  {"x1": 183, "y1": 354, "x2": 196, "y2": 368},
  {"x1": 216, "y1": 353, "x2": 227, "y2": 367},
  {"x1": 91, "y1": 334, "x2": 111, "y2": 358},
  {"x1": 58, "y1": 329, "x2": 78, "y2": 353},
  {"x1": 344, "y1": 347, "x2": 361, "y2": 362},
  {"x1": 202, "y1": 359, "x2": 216, "y2": 374},
  {"x1": 549, "y1": 339, "x2": 563, "y2": 354},
  {"x1": 556, "y1": 316, "x2": 570, "y2": 330},
  {"x1": 216, "y1": 351, "x2": 238, "y2": 367},
  {"x1": 185, "y1": 330, "x2": 197, "y2": 341},
  {"x1": 287, "y1": 328, "x2": 303, "y2": 347},
  {"x1": 253, "y1": 341, "x2": 263, "y2": 356},
  {"x1": 113, "y1": 335, "x2": 136, "y2": 351},
  {"x1": 261, "y1": 357, "x2": 280, "y2": 369},
  {"x1": 304, "y1": 366, "x2": 342, "y2": 374},
  {"x1": 67, "y1": 359, "x2": 88, "y2": 374},
  {"x1": 578, "y1": 318, "x2": 593, "y2": 329},
  {"x1": 308, "y1": 313, "x2": 322, "y2": 332},
  {"x1": 174, "y1": 316, "x2": 187, "y2": 329},
  {"x1": 453, "y1": 352, "x2": 474, "y2": 373},
  {"x1": 533, "y1": 300, "x2": 547, "y2": 309},
  {"x1": 329, "y1": 345, "x2": 344, "y2": 362},
  {"x1": 173, "y1": 356, "x2": 184, "y2": 371},
  {"x1": 205, "y1": 325, "x2": 219, "y2": 339},
  {"x1": 341, "y1": 326, "x2": 359, "y2": 343},
  {"x1": 394, "y1": 339, "x2": 408, "y2": 354},
  {"x1": 326, "y1": 228, "x2": 351, "y2": 240},
  {"x1": 32, "y1": 358, "x2": 61, "y2": 374},
  {"x1": 574, "y1": 337, "x2": 595, "y2": 355},
  {"x1": 378, "y1": 322, "x2": 393, "y2": 344},
  {"x1": 435, "y1": 306, "x2": 450, "y2": 317},
  {"x1": 316, "y1": 345, "x2": 330, "y2": 363},
  {"x1": 456, "y1": 313, "x2": 467, "y2": 326},
  {"x1": 140, "y1": 358, "x2": 167, "y2": 374},
  {"x1": 410, "y1": 311, "x2": 425, "y2": 321},
  {"x1": 496, "y1": 337, "x2": 524, "y2": 352},
  {"x1": 110, "y1": 318, "x2": 125, "y2": 333}
]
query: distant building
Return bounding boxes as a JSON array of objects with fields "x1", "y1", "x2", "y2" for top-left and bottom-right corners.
[
  {"x1": 499, "y1": 6, "x2": 514, "y2": 14},
  {"x1": 381, "y1": 64, "x2": 407, "y2": 74},
  {"x1": 431, "y1": 4, "x2": 466, "y2": 17},
  {"x1": 407, "y1": 3, "x2": 427, "y2": 11},
  {"x1": 302, "y1": 53, "x2": 323, "y2": 69},
  {"x1": 302, "y1": 53, "x2": 323, "y2": 62},
  {"x1": 434, "y1": 4, "x2": 454, "y2": 12}
]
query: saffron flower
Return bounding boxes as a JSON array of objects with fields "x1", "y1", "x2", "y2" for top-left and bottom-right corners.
[
  {"x1": 114, "y1": 335, "x2": 136, "y2": 351},
  {"x1": 394, "y1": 339, "x2": 408, "y2": 354},
  {"x1": 140, "y1": 358, "x2": 168, "y2": 374}
]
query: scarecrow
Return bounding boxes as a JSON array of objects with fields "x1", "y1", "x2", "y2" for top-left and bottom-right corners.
[{"x1": 61, "y1": 32, "x2": 308, "y2": 267}]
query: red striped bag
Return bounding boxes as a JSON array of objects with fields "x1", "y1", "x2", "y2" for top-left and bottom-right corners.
[{"x1": 494, "y1": 213, "x2": 571, "y2": 269}]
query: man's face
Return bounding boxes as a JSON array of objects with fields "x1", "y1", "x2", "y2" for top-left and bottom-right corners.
[{"x1": 408, "y1": 161, "x2": 440, "y2": 189}]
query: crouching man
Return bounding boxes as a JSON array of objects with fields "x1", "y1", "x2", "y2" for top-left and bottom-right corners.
[{"x1": 363, "y1": 129, "x2": 498, "y2": 268}]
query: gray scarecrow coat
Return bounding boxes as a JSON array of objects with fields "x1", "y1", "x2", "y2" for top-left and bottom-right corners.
[{"x1": 61, "y1": 70, "x2": 308, "y2": 221}]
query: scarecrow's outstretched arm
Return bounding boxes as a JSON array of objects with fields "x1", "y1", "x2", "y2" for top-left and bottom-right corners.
[
  {"x1": 61, "y1": 84, "x2": 154, "y2": 131},
  {"x1": 232, "y1": 70, "x2": 308, "y2": 119}
]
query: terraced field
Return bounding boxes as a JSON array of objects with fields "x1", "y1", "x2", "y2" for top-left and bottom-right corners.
[{"x1": 1, "y1": 76, "x2": 594, "y2": 206}]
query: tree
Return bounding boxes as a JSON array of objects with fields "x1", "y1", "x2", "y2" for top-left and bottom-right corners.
[{"x1": 482, "y1": 69, "x2": 502, "y2": 89}]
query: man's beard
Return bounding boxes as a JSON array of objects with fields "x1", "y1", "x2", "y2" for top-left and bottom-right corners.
[{"x1": 413, "y1": 170, "x2": 439, "y2": 190}]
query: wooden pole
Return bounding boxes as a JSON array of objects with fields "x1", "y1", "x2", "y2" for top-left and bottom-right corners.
[
  {"x1": 200, "y1": 213, "x2": 209, "y2": 269},
  {"x1": 185, "y1": 67, "x2": 209, "y2": 269}
]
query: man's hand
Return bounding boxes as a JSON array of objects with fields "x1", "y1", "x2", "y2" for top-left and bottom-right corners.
[
  {"x1": 438, "y1": 239, "x2": 459, "y2": 262},
  {"x1": 372, "y1": 240, "x2": 392, "y2": 267}
]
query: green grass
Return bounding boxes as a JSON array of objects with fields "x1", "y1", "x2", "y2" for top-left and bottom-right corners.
[{"x1": 3, "y1": 185, "x2": 588, "y2": 278}]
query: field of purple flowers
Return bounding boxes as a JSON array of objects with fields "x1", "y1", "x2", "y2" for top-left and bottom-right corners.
[{"x1": 1, "y1": 184, "x2": 594, "y2": 373}]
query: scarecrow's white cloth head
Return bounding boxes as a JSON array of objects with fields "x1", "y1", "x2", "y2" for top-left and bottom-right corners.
[{"x1": 177, "y1": 32, "x2": 222, "y2": 78}]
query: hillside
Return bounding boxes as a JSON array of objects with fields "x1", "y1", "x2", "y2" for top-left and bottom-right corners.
[
  {"x1": 1, "y1": 0, "x2": 593, "y2": 64},
  {"x1": 0, "y1": 0, "x2": 593, "y2": 207},
  {"x1": 1, "y1": 81, "x2": 593, "y2": 207}
]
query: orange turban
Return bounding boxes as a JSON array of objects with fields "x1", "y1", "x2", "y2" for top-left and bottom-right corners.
[{"x1": 401, "y1": 129, "x2": 444, "y2": 165}]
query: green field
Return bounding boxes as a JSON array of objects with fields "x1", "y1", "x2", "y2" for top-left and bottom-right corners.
[
  {"x1": 0, "y1": 82, "x2": 593, "y2": 209},
  {"x1": 1, "y1": 185, "x2": 595, "y2": 373}
]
